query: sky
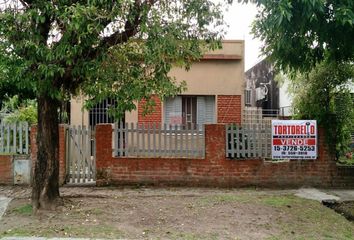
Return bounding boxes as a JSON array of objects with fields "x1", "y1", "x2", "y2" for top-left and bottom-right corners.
[{"x1": 222, "y1": 2, "x2": 263, "y2": 70}]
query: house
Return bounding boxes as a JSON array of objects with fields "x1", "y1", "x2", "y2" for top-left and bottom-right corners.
[
  {"x1": 244, "y1": 59, "x2": 293, "y2": 120},
  {"x1": 244, "y1": 59, "x2": 278, "y2": 112},
  {"x1": 70, "y1": 40, "x2": 245, "y2": 127}
]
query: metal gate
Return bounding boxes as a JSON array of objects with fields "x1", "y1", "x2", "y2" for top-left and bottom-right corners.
[{"x1": 66, "y1": 125, "x2": 96, "y2": 184}]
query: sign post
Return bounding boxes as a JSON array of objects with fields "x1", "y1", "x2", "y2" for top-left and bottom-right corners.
[{"x1": 272, "y1": 120, "x2": 317, "y2": 160}]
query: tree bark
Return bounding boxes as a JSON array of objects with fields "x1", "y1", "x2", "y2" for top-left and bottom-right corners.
[{"x1": 32, "y1": 95, "x2": 61, "y2": 211}]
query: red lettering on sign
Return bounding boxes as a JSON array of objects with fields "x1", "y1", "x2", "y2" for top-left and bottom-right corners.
[
  {"x1": 273, "y1": 139, "x2": 316, "y2": 146},
  {"x1": 273, "y1": 124, "x2": 315, "y2": 135},
  {"x1": 310, "y1": 125, "x2": 315, "y2": 134}
]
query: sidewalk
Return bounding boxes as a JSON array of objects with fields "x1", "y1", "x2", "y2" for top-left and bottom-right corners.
[{"x1": 0, "y1": 197, "x2": 11, "y2": 221}]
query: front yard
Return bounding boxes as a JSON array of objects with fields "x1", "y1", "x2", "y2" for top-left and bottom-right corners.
[{"x1": 0, "y1": 187, "x2": 353, "y2": 239}]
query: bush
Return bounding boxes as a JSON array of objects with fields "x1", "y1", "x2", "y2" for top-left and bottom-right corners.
[
  {"x1": 0, "y1": 95, "x2": 37, "y2": 124},
  {"x1": 288, "y1": 61, "x2": 354, "y2": 158}
]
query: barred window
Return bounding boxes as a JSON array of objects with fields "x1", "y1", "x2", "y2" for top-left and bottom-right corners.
[
  {"x1": 245, "y1": 89, "x2": 252, "y2": 106},
  {"x1": 89, "y1": 98, "x2": 124, "y2": 127}
]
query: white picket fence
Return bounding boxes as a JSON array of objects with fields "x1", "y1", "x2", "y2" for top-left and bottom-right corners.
[
  {"x1": 113, "y1": 123, "x2": 205, "y2": 158},
  {"x1": 226, "y1": 123, "x2": 272, "y2": 159},
  {"x1": 0, "y1": 122, "x2": 30, "y2": 154}
]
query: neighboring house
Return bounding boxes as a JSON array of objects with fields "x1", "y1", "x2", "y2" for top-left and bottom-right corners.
[
  {"x1": 70, "y1": 40, "x2": 245, "y2": 127},
  {"x1": 278, "y1": 78, "x2": 293, "y2": 117},
  {"x1": 244, "y1": 59, "x2": 278, "y2": 112},
  {"x1": 244, "y1": 59, "x2": 293, "y2": 119}
]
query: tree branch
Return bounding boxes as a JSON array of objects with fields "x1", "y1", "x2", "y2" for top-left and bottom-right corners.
[
  {"x1": 101, "y1": 0, "x2": 156, "y2": 47},
  {"x1": 60, "y1": 0, "x2": 156, "y2": 91},
  {"x1": 38, "y1": 15, "x2": 52, "y2": 45},
  {"x1": 18, "y1": 0, "x2": 31, "y2": 8}
]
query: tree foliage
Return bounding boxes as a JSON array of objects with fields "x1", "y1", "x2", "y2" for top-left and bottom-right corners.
[
  {"x1": 0, "y1": 0, "x2": 228, "y2": 210},
  {"x1": 239, "y1": 0, "x2": 354, "y2": 72},
  {"x1": 288, "y1": 61, "x2": 354, "y2": 155},
  {"x1": 0, "y1": 0, "x2": 226, "y2": 110},
  {"x1": 0, "y1": 96, "x2": 37, "y2": 124}
]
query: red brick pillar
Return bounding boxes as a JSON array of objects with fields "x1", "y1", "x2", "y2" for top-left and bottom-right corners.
[
  {"x1": 317, "y1": 127, "x2": 337, "y2": 185},
  {"x1": 30, "y1": 125, "x2": 37, "y2": 185},
  {"x1": 95, "y1": 124, "x2": 113, "y2": 186},
  {"x1": 0, "y1": 156, "x2": 13, "y2": 184},
  {"x1": 205, "y1": 124, "x2": 226, "y2": 164},
  {"x1": 58, "y1": 124, "x2": 67, "y2": 186},
  {"x1": 217, "y1": 95, "x2": 242, "y2": 124}
]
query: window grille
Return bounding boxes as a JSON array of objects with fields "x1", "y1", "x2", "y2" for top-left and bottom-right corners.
[
  {"x1": 89, "y1": 98, "x2": 124, "y2": 127},
  {"x1": 245, "y1": 89, "x2": 252, "y2": 106}
]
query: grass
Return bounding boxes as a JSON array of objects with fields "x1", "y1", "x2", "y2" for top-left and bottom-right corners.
[
  {"x1": 270, "y1": 199, "x2": 354, "y2": 239},
  {"x1": 196, "y1": 193, "x2": 354, "y2": 239},
  {"x1": 11, "y1": 204, "x2": 32, "y2": 216},
  {"x1": 198, "y1": 193, "x2": 299, "y2": 207},
  {"x1": 1, "y1": 228, "x2": 40, "y2": 238},
  {"x1": 84, "y1": 208, "x2": 104, "y2": 215},
  {"x1": 260, "y1": 195, "x2": 298, "y2": 207},
  {"x1": 168, "y1": 231, "x2": 219, "y2": 240},
  {"x1": 0, "y1": 225, "x2": 125, "y2": 239},
  {"x1": 0, "y1": 201, "x2": 124, "y2": 239},
  {"x1": 197, "y1": 194, "x2": 250, "y2": 206}
]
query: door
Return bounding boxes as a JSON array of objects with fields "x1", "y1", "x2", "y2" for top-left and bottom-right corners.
[{"x1": 66, "y1": 125, "x2": 96, "y2": 184}]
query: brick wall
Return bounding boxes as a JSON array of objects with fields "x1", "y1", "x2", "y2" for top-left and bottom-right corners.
[
  {"x1": 217, "y1": 95, "x2": 241, "y2": 124},
  {"x1": 3, "y1": 122, "x2": 353, "y2": 187},
  {"x1": 95, "y1": 124, "x2": 354, "y2": 188},
  {"x1": 138, "y1": 96, "x2": 162, "y2": 124},
  {"x1": 0, "y1": 156, "x2": 13, "y2": 185}
]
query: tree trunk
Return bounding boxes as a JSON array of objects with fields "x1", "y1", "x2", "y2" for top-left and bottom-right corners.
[{"x1": 32, "y1": 95, "x2": 61, "y2": 211}]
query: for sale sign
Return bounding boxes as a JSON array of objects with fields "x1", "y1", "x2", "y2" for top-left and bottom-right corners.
[{"x1": 272, "y1": 120, "x2": 317, "y2": 160}]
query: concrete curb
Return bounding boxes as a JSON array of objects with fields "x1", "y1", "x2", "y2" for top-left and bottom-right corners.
[
  {"x1": 295, "y1": 188, "x2": 340, "y2": 202},
  {"x1": 0, "y1": 196, "x2": 11, "y2": 220}
]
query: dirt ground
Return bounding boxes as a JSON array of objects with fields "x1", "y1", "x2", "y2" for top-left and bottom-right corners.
[{"x1": 0, "y1": 186, "x2": 353, "y2": 240}]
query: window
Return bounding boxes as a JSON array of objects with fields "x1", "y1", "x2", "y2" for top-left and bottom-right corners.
[
  {"x1": 245, "y1": 89, "x2": 252, "y2": 106},
  {"x1": 89, "y1": 98, "x2": 124, "y2": 127},
  {"x1": 164, "y1": 95, "x2": 215, "y2": 127},
  {"x1": 182, "y1": 96, "x2": 197, "y2": 127}
]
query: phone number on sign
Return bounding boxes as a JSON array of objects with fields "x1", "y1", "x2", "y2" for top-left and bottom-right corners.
[{"x1": 273, "y1": 146, "x2": 315, "y2": 151}]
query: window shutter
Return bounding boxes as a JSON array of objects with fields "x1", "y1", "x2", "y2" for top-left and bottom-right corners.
[
  {"x1": 164, "y1": 96, "x2": 182, "y2": 126},
  {"x1": 197, "y1": 96, "x2": 215, "y2": 125},
  {"x1": 205, "y1": 96, "x2": 215, "y2": 123},
  {"x1": 197, "y1": 97, "x2": 206, "y2": 125}
]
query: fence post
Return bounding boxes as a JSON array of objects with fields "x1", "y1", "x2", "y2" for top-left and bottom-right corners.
[
  {"x1": 58, "y1": 124, "x2": 67, "y2": 185},
  {"x1": 95, "y1": 124, "x2": 113, "y2": 186}
]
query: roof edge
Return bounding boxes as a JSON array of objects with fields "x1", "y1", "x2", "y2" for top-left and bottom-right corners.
[{"x1": 201, "y1": 54, "x2": 242, "y2": 60}]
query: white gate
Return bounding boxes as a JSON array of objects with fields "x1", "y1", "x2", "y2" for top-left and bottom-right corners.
[{"x1": 66, "y1": 126, "x2": 96, "y2": 184}]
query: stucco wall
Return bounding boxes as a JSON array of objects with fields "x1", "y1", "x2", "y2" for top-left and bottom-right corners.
[
  {"x1": 170, "y1": 40, "x2": 244, "y2": 96},
  {"x1": 70, "y1": 96, "x2": 89, "y2": 126},
  {"x1": 204, "y1": 40, "x2": 244, "y2": 56},
  {"x1": 70, "y1": 40, "x2": 245, "y2": 126},
  {"x1": 170, "y1": 60, "x2": 244, "y2": 96}
]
